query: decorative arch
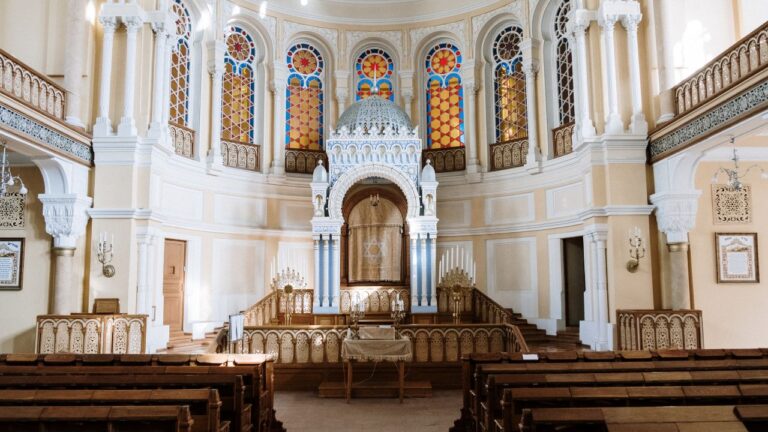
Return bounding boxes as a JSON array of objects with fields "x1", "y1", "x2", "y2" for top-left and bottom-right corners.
[
  {"x1": 355, "y1": 48, "x2": 395, "y2": 101},
  {"x1": 327, "y1": 163, "x2": 421, "y2": 221},
  {"x1": 424, "y1": 41, "x2": 464, "y2": 149},
  {"x1": 169, "y1": 0, "x2": 192, "y2": 126},
  {"x1": 221, "y1": 25, "x2": 258, "y2": 144},
  {"x1": 553, "y1": 0, "x2": 575, "y2": 127},
  {"x1": 491, "y1": 25, "x2": 527, "y2": 143},
  {"x1": 285, "y1": 42, "x2": 325, "y2": 150}
]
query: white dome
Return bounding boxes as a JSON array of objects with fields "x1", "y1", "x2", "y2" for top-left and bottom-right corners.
[{"x1": 336, "y1": 95, "x2": 413, "y2": 135}]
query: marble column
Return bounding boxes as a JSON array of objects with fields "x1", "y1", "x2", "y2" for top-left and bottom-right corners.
[
  {"x1": 271, "y1": 78, "x2": 287, "y2": 175},
  {"x1": 429, "y1": 236, "x2": 437, "y2": 307},
  {"x1": 410, "y1": 237, "x2": 418, "y2": 308},
  {"x1": 149, "y1": 22, "x2": 169, "y2": 134},
  {"x1": 667, "y1": 243, "x2": 691, "y2": 309},
  {"x1": 331, "y1": 236, "x2": 340, "y2": 308},
  {"x1": 656, "y1": 0, "x2": 677, "y2": 123},
  {"x1": 95, "y1": 16, "x2": 117, "y2": 136},
  {"x1": 53, "y1": 247, "x2": 76, "y2": 314},
  {"x1": 523, "y1": 61, "x2": 541, "y2": 170},
  {"x1": 207, "y1": 40, "x2": 225, "y2": 172},
  {"x1": 162, "y1": 33, "x2": 175, "y2": 130},
  {"x1": 599, "y1": 15, "x2": 624, "y2": 135},
  {"x1": 402, "y1": 93, "x2": 413, "y2": 121},
  {"x1": 64, "y1": 0, "x2": 87, "y2": 128},
  {"x1": 420, "y1": 236, "x2": 428, "y2": 307},
  {"x1": 570, "y1": 11, "x2": 596, "y2": 139},
  {"x1": 592, "y1": 232, "x2": 610, "y2": 351},
  {"x1": 463, "y1": 79, "x2": 480, "y2": 175},
  {"x1": 136, "y1": 231, "x2": 155, "y2": 315},
  {"x1": 323, "y1": 236, "x2": 331, "y2": 308},
  {"x1": 313, "y1": 237, "x2": 322, "y2": 309},
  {"x1": 118, "y1": 17, "x2": 143, "y2": 136},
  {"x1": 622, "y1": 14, "x2": 648, "y2": 135}
]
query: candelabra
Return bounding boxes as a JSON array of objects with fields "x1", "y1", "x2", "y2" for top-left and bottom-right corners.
[
  {"x1": 281, "y1": 284, "x2": 295, "y2": 325},
  {"x1": 0, "y1": 142, "x2": 27, "y2": 196},
  {"x1": 390, "y1": 294, "x2": 406, "y2": 328},
  {"x1": 711, "y1": 137, "x2": 768, "y2": 190},
  {"x1": 349, "y1": 295, "x2": 365, "y2": 337},
  {"x1": 626, "y1": 227, "x2": 646, "y2": 273},
  {"x1": 451, "y1": 284, "x2": 464, "y2": 324},
  {"x1": 97, "y1": 232, "x2": 115, "y2": 278}
]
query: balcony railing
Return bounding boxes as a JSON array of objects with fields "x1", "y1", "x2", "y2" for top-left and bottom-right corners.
[
  {"x1": 489, "y1": 138, "x2": 528, "y2": 171},
  {"x1": 674, "y1": 22, "x2": 768, "y2": 116},
  {"x1": 222, "y1": 139, "x2": 260, "y2": 171},
  {"x1": 36, "y1": 314, "x2": 147, "y2": 354},
  {"x1": 552, "y1": 122, "x2": 575, "y2": 158},
  {"x1": 169, "y1": 122, "x2": 194, "y2": 159},
  {"x1": 422, "y1": 147, "x2": 466, "y2": 173},
  {"x1": 0, "y1": 49, "x2": 66, "y2": 122},
  {"x1": 285, "y1": 149, "x2": 327, "y2": 174},
  {"x1": 616, "y1": 309, "x2": 703, "y2": 351}
]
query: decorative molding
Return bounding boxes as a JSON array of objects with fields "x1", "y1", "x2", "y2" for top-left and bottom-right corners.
[
  {"x1": 282, "y1": 21, "x2": 339, "y2": 53},
  {"x1": 409, "y1": 21, "x2": 466, "y2": 52},
  {"x1": 326, "y1": 163, "x2": 421, "y2": 220},
  {"x1": 0, "y1": 193, "x2": 25, "y2": 228},
  {"x1": 39, "y1": 194, "x2": 92, "y2": 249},
  {"x1": 649, "y1": 80, "x2": 768, "y2": 161},
  {"x1": 650, "y1": 191, "x2": 702, "y2": 244},
  {"x1": 0, "y1": 104, "x2": 92, "y2": 164},
  {"x1": 712, "y1": 184, "x2": 751, "y2": 224},
  {"x1": 344, "y1": 30, "x2": 404, "y2": 64},
  {"x1": 471, "y1": 0, "x2": 524, "y2": 35}
]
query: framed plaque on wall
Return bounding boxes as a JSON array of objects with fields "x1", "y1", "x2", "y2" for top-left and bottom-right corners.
[
  {"x1": 0, "y1": 238, "x2": 23, "y2": 290},
  {"x1": 716, "y1": 233, "x2": 759, "y2": 283}
]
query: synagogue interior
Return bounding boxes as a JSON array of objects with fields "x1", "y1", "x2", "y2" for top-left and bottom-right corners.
[{"x1": 0, "y1": 0, "x2": 767, "y2": 430}]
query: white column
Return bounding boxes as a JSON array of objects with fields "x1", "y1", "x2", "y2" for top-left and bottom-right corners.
[
  {"x1": 95, "y1": 16, "x2": 117, "y2": 136},
  {"x1": 463, "y1": 79, "x2": 480, "y2": 175},
  {"x1": 410, "y1": 237, "x2": 418, "y2": 307},
  {"x1": 271, "y1": 79, "x2": 287, "y2": 175},
  {"x1": 149, "y1": 23, "x2": 168, "y2": 133},
  {"x1": 591, "y1": 232, "x2": 610, "y2": 351},
  {"x1": 523, "y1": 62, "x2": 541, "y2": 170},
  {"x1": 53, "y1": 248, "x2": 76, "y2": 314},
  {"x1": 207, "y1": 41, "x2": 225, "y2": 172},
  {"x1": 420, "y1": 236, "x2": 428, "y2": 307},
  {"x1": 136, "y1": 232, "x2": 154, "y2": 314},
  {"x1": 622, "y1": 14, "x2": 648, "y2": 135},
  {"x1": 599, "y1": 15, "x2": 623, "y2": 135},
  {"x1": 400, "y1": 71, "x2": 414, "y2": 120},
  {"x1": 331, "y1": 236, "x2": 340, "y2": 309},
  {"x1": 313, "y1": 237, "x2": 321, "y2": 309},
  {"x1": 162, "y1": 33, "x2": 175, "y2": 127},
  {"x1": 323, "y1": 236, "x2": 331, "y2": 307},
  {"x1": 570, "y1": 12, "x2": 596, "y2": 139},
  {"x1": 64, "y1": 0, "x2": 87, "y2": 128},
  {"x1": 429, "y1": 236, "x2": 437, "y2": 307},
  {"x1": 118, "y1": 17, "x2": 142, "y2": 136},
  {"x1": 402, "y1": 93, "x2": 413, "y2": 120},
  {"x1": 656, "y1": 0, "x2": 677, "y2": 123}
]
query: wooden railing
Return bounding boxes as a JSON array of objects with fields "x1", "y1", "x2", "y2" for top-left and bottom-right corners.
[
  {"x1": 489, "y1": 138, "x2": 528, "y2": 171},
  {"x1": 244, "y1": 289, "x2": 314, "y2": 326},
  {"x1": 285, "y1": 149, "x2": 326, "y2": 174},
  {"x1": 472, "y1": 288, "x2": 514, "y2": 324},
  {"x1": 552, "y1": 122, "x2": 575, "y2": 158},
  {"x1": 422, "y1": 147, "x2": 466, "y2": 173},
  {"x1": 340, "y1": 287, "x2": 410, "y2": 314},
  {"x1": 0, "y1": 49, "x2": 66, "y2": 122},
  {"x1": 169, "y1": 122, "x2": 194, "y2": 159},
  {"x1": 36, "y1": 314, "x2": 148, "y2": 354},
  {"x1": 674, "y1": 21, "x2": 768, "y2": 116},
  {"x1": 222, "y1": 139, "x2": 260, "y2": 171},
  {"x1": 616, "y1": 309, "x2": 703, "y2": 351},
  {"x1": 436, "y1": 286, "x2": 474, "y2": 314},
  {"x1": 222, "y1": 323, "x2": 527, "y2": 362}
]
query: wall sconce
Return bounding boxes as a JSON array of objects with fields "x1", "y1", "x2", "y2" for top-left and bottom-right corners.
[
  {"x1": 626, "y1": 227, "x2": 646, "y2": 273},
  {"x1": 97, "y1": 232, "x2": 115, "y2": 278}
]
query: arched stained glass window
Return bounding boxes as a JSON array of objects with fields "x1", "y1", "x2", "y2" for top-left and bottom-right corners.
[
  {"x1": 554, "y1": 0, "x2": 575, "y2": 126},
  {"x1": 169, "y1": 0, "x2": 192, "y2": 126},
  {"x1": 355, "y1": 48, "x2": 394, "y2": 101},
  {"x1": 221, "y1": 26, "x2": 256, "y2": 144},
  {"x1": 493, "y1": 26, "x2": 527, "y2": 143},
  {"x1": 286, "y1": 44, "x2": 324, "y2": 150},
  {"x1": 425, "y1": 42, "x2": 464, "y2": 149}
]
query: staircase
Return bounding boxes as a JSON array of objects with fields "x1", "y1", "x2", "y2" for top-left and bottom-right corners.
[
  {"x1": 505, "y1": 309, "x2": 589, "y2": 352},
  {"x1": 157, "y1": 328, "x2": 222, "y2": 354}
]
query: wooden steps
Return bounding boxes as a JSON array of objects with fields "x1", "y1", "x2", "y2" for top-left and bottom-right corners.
[
  {"x1": 503, "y1": 309, "x2": 589, "y2": 352},
  {"x1": 318, "y1": 380, "x2": 432, "y2": 399},
  {"x1": 158, "y1": 327, "x2": 223, "y2": 354}
]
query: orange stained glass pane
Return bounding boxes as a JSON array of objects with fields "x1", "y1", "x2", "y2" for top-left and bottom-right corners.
[{"x1": 287, "y1": 85, "x2": 322, "y2": 150}]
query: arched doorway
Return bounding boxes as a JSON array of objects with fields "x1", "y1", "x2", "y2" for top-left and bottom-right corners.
[{"x1": 341, "y1": 182, "x2": 409, "y2": 285}]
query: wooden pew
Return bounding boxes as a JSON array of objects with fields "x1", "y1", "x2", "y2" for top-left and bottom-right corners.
[
  {"x1": 0, "y1": 405, "x2": 195, "y2": 432},
  {"x1": 0, "y1": 388, "x2": 227, "y2": 432}
]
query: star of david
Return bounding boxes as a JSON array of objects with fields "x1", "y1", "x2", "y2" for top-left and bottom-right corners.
[{"x1": 363, "y1": 240, "x2": 386, "y2": 263}]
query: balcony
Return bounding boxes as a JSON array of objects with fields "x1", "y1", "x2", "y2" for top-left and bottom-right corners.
[
  {"x1": 285, "y1": 149, "x2": 327, "y2": 174},
  {"x1": 421, "y1": 147, "x2": 466, "y2": 173},
  {"x1": 489, "y1": 138, "x2": 528, "y2": 171},
  {"x1": 168, "y1": 122, "x2": 194, "y2": 159},
  {"x1": 222, "y1": 139, "x2": 261, "y2": 172},
  {"x1": 650, "y1": 21, "x2": 768, "y2": 162},
  {"x1": 552, "y1": 122, "x2": 575, "y2": 158}
]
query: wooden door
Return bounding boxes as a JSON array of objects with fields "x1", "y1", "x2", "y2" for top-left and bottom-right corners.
[
  {"x1": 163, "y1": 239, "x2": 187, "y2": 334},
  {"x1": 563, "y1": 237, "x2": 586, "y2": 327}
]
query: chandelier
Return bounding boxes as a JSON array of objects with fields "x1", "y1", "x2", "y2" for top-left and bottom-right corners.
[
  {"x1": 711, "y1": 137, "x2": 768, "y2": 191},
  {"x1": 0, "y1": 142, "x2": 27, "y2": 196},
  {"x1": 369, "y1": 193, "x2": 380, "y2": 207}
]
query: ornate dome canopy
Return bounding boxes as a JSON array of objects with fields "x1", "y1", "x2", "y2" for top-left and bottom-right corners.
[{"x1": 335, "y1": 95, "x2": 414, "y2": 135}]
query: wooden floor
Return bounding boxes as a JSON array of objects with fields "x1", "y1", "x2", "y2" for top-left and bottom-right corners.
[{"x1": 274, "y1": 390, "x2": 461, "y2": 432}]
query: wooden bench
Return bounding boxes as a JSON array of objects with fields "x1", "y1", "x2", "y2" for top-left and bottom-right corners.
[
  {"x1": 0, "y1": 388, "x2": 227, "y2": 432},
  {"x1": 0, "y1": 405, "x2": 195, "y2": 432}
]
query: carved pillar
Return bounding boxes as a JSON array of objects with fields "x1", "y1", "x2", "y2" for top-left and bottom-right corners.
[
  {"x1": 207, "y1": 40, "x2": 225, "y2": 172},
  {"x1": 271, "y1": 76, "x2": 287, "y2": 175},
  {"x1": 591, "y1": 231, "x2": 610, "y2": 351},
  {"x1": 136, "y1": 230, "x2": 155, "y2": 315},
  {"x1": 650, "y1": 191, "x2": 701, "y2": 309},
  {"x1": 569, "y1": 10, "x2": 596, "y2": 139},
  {"x1": 598, "y1": 14, "x2": 623, "y2": 135},
  {"x1": 149, "y1": 21, "x2": 169, "y2": 134},
  {"x1": 117, "y1": 17, "x2": 142, "y2": 136},
  {"x1": 622, "y1": 13, "x2": 648, "y2": 135},
  {"x1": 39, "y1": 194, "x2": 92, "y2": 314},
  {"x1": 64, "y1": 0, "x2": 87, "y2": 128},
  {"x1": 95, "y1": 16, "x2": 117, "y2": 136},
  {"x1": 462, "y1": 62, "x2": 480, "y2": 175},
  {"x1": 521, "y1": 38, "x2": 541, "y2": 171}
]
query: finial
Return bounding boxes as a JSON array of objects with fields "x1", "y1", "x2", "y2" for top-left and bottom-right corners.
[
  {"x1": 426, "y1": 159, "x2": 432, "y2": 165},
  {"x1": 317, "y1": 159, "x2": 323, "y2": 166}
]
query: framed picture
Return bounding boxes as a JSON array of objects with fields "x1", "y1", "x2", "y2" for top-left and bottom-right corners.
[
  {"x1": 0, "y1": 238, "x2": 23, "y2": 290},
  {"x1": 716, "y1": 233, "x2": 759, "y2": 283}
]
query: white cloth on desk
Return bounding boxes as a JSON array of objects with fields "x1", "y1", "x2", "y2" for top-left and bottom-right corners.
[
  {"x1": 358, "y1": 326, "x2": 396, "y2": 340},
  {"x1": 341, "y1": 337, "x2": 412, "y2": 362}
]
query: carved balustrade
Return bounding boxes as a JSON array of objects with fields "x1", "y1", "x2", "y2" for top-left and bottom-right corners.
[
  {"x1": 472, "y1": 289, "x2": 513, "y2": 324},
  {"x1": 279, "y1": 288, "x2": 314, "y2": 315},
  {"x1": 489, "y1": 138, "x2": 528, "y2": 171},
  {"x1": 225, "y1": 323, "x2": 527, "y2": 363},
  {"x1": 36, "y1": 314, "x2": 147, "y2": 354},
  {"x1": 436, "y1": 286, "x2": 473, "y2": 314},
  {"x1": 674, "y1": 22, "x2": 768, "y2": 116},
  {"x1": 617, "y1": 309, "x2": 703, "y2": 351},
  {"x1": 222, "y1": 139, "x2": 260, "y2": 171},
  {"x1": 169, "y1": 122, "x2": 195, "y2": 159},
  {"x1": 244, "y1": 291, "x2": 278, "y2": 326},
  {"x1": 0, "y1": 49, "x2": 66, "y2": 122},
  {"x1": 422, "y1": 147, "x2": 466, "y2": 173},
  {"x1": 340, "y1": 287, "x2": 410, "y2": 314},
  {"x1": 285, "y1": 149, "x2": 327, "y2": 174},
  {"x1": 552, "y1": 122, "x2": 574, "y2": 158}
]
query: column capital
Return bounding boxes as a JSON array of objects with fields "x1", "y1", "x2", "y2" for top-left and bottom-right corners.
[
  {"x1": 39, "y1": 194, "x2": 92, "y2": 249},
  {"x1": 650, "y1": 191, "x2": 702, "y2": 244},
  {"x1": 462, "y1": 80, "x2": 479, "y2": 94},
  {"x1": 568, "y1": 8, "x2": 593, "y2": 34},
  {"x1": 620, "y1": 13, "x2": 642, "y2": 32},
  {"x1": 99, "y1": 16, "x2": 118, "y2": 33},
  {"x1": 122, "y1": 16, "x2": 144, "y2": 32},
  {"x1": 207, "y1": 40, "x2": 226, "y2": 76}
]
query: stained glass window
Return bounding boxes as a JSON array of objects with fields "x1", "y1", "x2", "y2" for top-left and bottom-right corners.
[
  {"x1": 493, "y1": 26, "x2": 527, "y2": 143},
  {"x1": 169, "y1": 0, "x2": 192, "y2": 126},
  {"x1": 285, "y1": 43, "x2": 324, "y2": 150},
  {"x1": 554, "y1": 0, "x2": 575, "y2": 126},
  {"x1": 425, "y1": 42, "x2": 464, "y2": 149},
  {"x1": 221, "y1": 26, "x2": 256, "y2": 144},
  {"x1": 355, "y1": 48, "x2": 394, "y2": 101}
]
